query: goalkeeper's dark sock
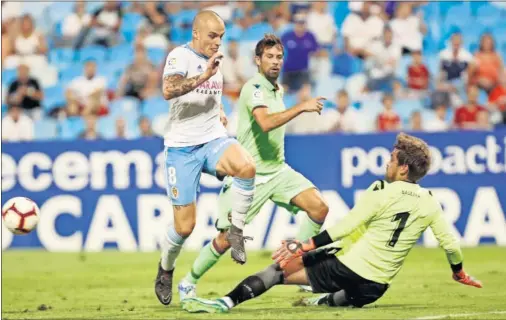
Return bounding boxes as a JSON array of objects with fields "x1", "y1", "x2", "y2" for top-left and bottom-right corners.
[
  {"x1": 327, "y1": 290, "x2": 350, "y2": 307},
  {"x1": 224, "y1": 264, "x2": 283, "y2": 307}
]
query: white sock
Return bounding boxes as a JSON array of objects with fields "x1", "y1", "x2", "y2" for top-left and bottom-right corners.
[
  {"x1": 221, "y1": 296, "x2": 234, "y2": 309},
  {"x1": 160, "y1": 224, "x2": 186, "y2": 271},
  {"x1": 230, "y1": 177, "x2": 255, "y2": 230}
]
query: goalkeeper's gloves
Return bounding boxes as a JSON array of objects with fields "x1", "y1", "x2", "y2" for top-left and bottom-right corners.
[
  {"x1": 452, "y1": 270, "x2": 482, "y2": 288},
  {"x1": 272, "y1": 239, "x2": 316, "y2": 268}
]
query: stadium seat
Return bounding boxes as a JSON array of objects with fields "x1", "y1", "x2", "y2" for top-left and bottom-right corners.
[
  {"x1": 107, "y1": 44, "x2": 134, "y2": 65},
  {"x1": 86, "y1": 1, "x2": 104, "y2": 14},
  {"x1": 2, "y1": 69, "x2": 17, "y2": 86},
  {"x1": 59, "y1": 117, "x2": 85, "y2": 140},
  {"x1": 109, "y1": 97, "x2": 141, "y2": 117},
  {"x1": 49, "y1": 47, "x2": 76, "y2": 68},
  {"x1": 77, "y1": 46, "x2": 108, "y2": 63},
  {"x1": 147, "y1": 48, "x2": 166, "y2": 66},
  {"x1": 60, "y1": 64, "x2": 83, "y2": 82},
  {"x1": 477, "y1": 5, "x2": 502, "y2": 27},
  {"x1": 345, "y1": 73, "x2": 367, "y2": 101},
  {"x1": 241, "y1": 23, "x2": 273, "y2": 41},
  {"x1": 283, "y1": 93, "x2": 298, "y2": 109},
  {"x1": 97, "y1": 115, "x2": 117, "y2": 139},
  {"x1": 141, "y1": 96, "x2": 168, "y2": 121},
  {"x1": 47, "y1": 2, "x2": 75, "y2": 25},
  {"x1": 42, "y1": 85, "x2": 66, "y2": 114},
  {"x1": 34, "y1": 118, "x2": 58, "y2": 141},
  {"x1": 222, "y1": 95, "x2": 234, "y2": 116},
  {"x1": 395, "y1": 98, "x2": 424, "y2": 122},
  {"x1": 315, "y1": 75, "x2": 345, "y2": 99}
]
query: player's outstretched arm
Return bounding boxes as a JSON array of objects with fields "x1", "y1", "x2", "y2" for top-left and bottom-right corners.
[
  {"x1": 252, "y1": 97, "x2": 325, "y2": 132},
  {"x1": 429, "y1": 210, "x2": 482, "y2": 288},
  {"x1": 162, "y1": 52, "x2": 223, "y2": 100}
]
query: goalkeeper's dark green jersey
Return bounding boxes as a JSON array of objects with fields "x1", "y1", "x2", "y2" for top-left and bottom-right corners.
[{"x1": 328, "y1": 180, "x2": 463, "y2": 285}]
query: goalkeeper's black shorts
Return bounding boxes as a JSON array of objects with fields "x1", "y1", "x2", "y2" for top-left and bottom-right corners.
[{"x1": 302, "y1": 248, "x2": 389, "y2": 308}]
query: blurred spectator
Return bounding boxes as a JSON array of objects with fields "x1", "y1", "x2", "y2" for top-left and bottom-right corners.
[
  {"x1": 365, "y1": 27, "x2": 401, "y2": 93},
  {"x1": 454, "y1": 86, "x2": 487, "y2": 130},
  {"x1": 1, "y1": 1, "x2": 22, "y2": 22},
  {"x1": 425, "y1": 104, "x2": 450, "y2": 132},
  {"x1": 1, "y1": 105, "x2": 34, "y2": 142},
  {"x1": 117, "y1": 49, "x2": 156, "y2": 100},
  {"x1": 326, "y1": 90, "x2": 360, "y2": 133},
  {"x1": 438, "y1": 32, "x2": 472, "y2": 92},
  {"x1": 286, "y1": 85, "x2": 325, "y2": 134},
  {"x1": 66, "y1": 60, "x2": 109, "y2": 116},
  {"x1": 115, "y1": 117, "x2": 131, "y2": 139},
  {"x1": 79, "y1": 115, "x2": 102, "y2": 140},
  {"x1": 234, "y1": 1, "x2": 264, "y2": 29},
  {"x1": 222, "y1": 39, "x2": 249, "y2": 98},
  {"x1": 1, "y1": 21, "x2": 14, "y2": 66},
  {"x1": 139, "y1": 116, "x2": 154, "y2": 137},
  {"x1": 390, "y1": 3, "x2": 426, "y2": 54},
  {"x1": 89, "y1": 1, "x2": 123, "y2": 47},
  {"x1": 4, "y1": 15, "x2": 48, "y2": 69},
  {"x1": 202, "y1": 1, "x2": 234, "y2": 23},
  {"x1": 62, "y1": 2, "x2": 91, "y2": 45},
  {"x1": 143, "y1": 2, "x2": 171, "y2": 40},
  {"x1": 407, "y1": 51, "x2": 430, "y2": 93},
  {"x1": 488, "y1": 71, "x2": 506, "y2": 112},
  {"x1": 377, "y1": 94, "x2": 401, "y2": 132},
  {"x1": 430, "y1": 81, "x2": 451, "y2": 109},
  {"x1": 341, "y1": 2, "x2": 384, "y2": 59},
  {"x1": 470, "y1": 33, "x2": 504, "y2": 93},
  {"x1": 476, "y1": 110, "x2": 493, "y2": 130},
  {"x1": 409, "y1": 111, "x2": 423, "y2": 131},
  {"x1": 7, "y1": 64, "x2": 43, "y2": 119},
  {"x1": 306, "y1": 2, "x2": 337, "y2": 51},
  {"x1": 267, "y1": 11, "x2": 289, "y2": 36},
  {"x1": 127, "y1": 2, "x2": 145, "y2": 14},
  {"x1": 281, "y1": 13, "x2": 319, "y2": 93}
]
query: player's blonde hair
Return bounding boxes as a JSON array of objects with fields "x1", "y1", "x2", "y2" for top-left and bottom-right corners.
[{"x1": 394, "y1": 133, "x2": 431, "y2": 182}]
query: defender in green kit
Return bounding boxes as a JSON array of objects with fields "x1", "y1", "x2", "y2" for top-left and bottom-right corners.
[
  {"x1": 178, "y1": 34, "x2": 329, "y2": 300},
  {"x1": 181, "y1": 133, "x2": 483, "y2": 313}
]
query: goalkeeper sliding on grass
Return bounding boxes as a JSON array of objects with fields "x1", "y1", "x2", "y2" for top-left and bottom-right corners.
[{"x1": 181, "y1": 133, "x2": 482, "y2": 313}]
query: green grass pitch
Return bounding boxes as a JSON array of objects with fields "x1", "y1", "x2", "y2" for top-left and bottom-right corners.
[{"x1": 2, "y1": 247, "x2": 506, "y2": 319}]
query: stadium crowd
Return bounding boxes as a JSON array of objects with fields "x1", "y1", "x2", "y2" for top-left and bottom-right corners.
[{"x1": 2, "y1": 1, "x2": 506, "y2": 142}]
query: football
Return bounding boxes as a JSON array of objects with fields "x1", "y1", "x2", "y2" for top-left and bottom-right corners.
[{"x1": 2, "y1": 197, "x2": 40, "y2": 235}]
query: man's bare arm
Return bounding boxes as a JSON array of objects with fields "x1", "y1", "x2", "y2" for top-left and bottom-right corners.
[{"x1": 162, "y1": 74, "x2": 207, "y2": 100}]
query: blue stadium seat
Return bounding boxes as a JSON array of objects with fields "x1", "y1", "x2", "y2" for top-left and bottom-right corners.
[
  {"x1": 439, "y1": 1, "x2": 464, "y2": 18},
  {"x1": 315, "y1": 75, "x2": 346, "y2": 98},
  {"x1": 477, "y1": 5, "x2": 502, "y2": 27},
  {"x1": 49, "y1": 47, "x2": 76, "y2": 68},
  {"x1": 122, "y1": 12, "x2": 145, "y2": 31},
  {"x1": 108, "y1": 44, "x2": 134, "y2": 65},
  {"x1": 42, "y1": 86, "x2": 66, "y2": 114},
  {"x1": 2, "y1": 69, "x2": 17, "y2": 86},
  {"x1": 395, "y1": 98, "x2": 424, "y2": 122},
  {"x1": 172, "y1": 9, "x2": 198, "y2": 29},
  {"x1": 97, "y1": 115, "x2": 117, "y2": 139},
  {"x1": 444, "y1": 5, "x2": 471, "y2": 33},
  {"x1": 332, "y1": 1, "x2": 350, "y2": 27},
  {"x1": 77, "y1": 46, "x2": 107, "y2": 63},
  {"x1": 142, "y1": 96, "x2": 168, "y2": 121},
  {"x1": 59, "y1": 117, "x2": 85, "y2": 140},
  {"x1": 283, "y1": 93, "x2": 298, "y2": 109},
  {"x1": 60, "y1": 64, "x2": 83, "y2": 82},
  {"x1": 34, "y1": 118, "x2": 58, "y2": 141},
  {"x1": 86, "y1": 1, "x2": 104, "y2": 14},
  {"x1": 47, "y1": 2, "x2": 75, "y2": 24},
  {"x1": 109, "y1": 97, "x2": 141, "y2": 117},
  {"x1": 222, "y1": 95, "x2": 234, "y2": 116},
  {"x1": 241, "y1": 23, "x2": 274, "y2": 41},
  {"x1": 332, "y1": 53, "x2": 359, "y2": 78},
  {"x1": 147, "y1": 48, "x2": 166, "y2": 66}
]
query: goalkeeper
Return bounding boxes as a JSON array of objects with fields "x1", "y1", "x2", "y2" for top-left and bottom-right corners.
[
  {"x1": 181, "y1": 133, "x2": 482, "y2": 313},
  {"x1": 177, "y1": 34, "x2": 330, "y2": 300}
]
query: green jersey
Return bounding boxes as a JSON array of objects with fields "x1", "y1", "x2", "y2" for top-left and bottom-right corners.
[
  {"x1": 327, "y1": 180, "x2": 463, "y2": 285},
  {"x1": 237, "y1": 73, "x2": 286, "y2": 175}
]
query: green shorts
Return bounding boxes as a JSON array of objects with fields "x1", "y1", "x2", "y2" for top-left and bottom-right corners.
[{"x1": 215, "y1": 165, "x2": 315, "y2": 231}]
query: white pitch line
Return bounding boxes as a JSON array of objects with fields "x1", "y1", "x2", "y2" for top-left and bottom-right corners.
[{"x1": 412, "y1": 310, "x2": 506, "y2": 320}]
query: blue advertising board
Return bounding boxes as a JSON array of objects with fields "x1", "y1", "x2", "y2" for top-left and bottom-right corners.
[{"x1": 2, "y1": 129, "x2": 505, "y2": 251}]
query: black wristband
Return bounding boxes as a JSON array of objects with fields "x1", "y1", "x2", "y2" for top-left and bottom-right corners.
[
  {"x1": 312, "y1": 231, "x2": 333, "y2": 248},
  {"x1": 451, "y1": 262, "x2": 463, "y2": 273}
]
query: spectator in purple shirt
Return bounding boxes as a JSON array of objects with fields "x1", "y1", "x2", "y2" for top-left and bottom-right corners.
[{"x1": 281, "y1": 13, "x2": 319, "y2": 93}]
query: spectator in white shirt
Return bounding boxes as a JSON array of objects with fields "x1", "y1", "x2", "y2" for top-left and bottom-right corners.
[
  {"x1": 425, "y1": 104, "x2": 450, "y2": 132},
  {"x1": 62, "y1": 2, "x2": 91, "y2": 45},
  {"x1": 365, "y1": 27, "x2": 402, "y2": 93},
  {"x1": 89, "y1": 1, "x2": 123, "y2": 47},
  {"x1": 1, "y1": 105, "x2": 34, "y2": 142},
  {"x1": 66, "y1": 60, "x2": 108, "y2": 116},
  {"x1": 341, "y1": 2, "x2": 384, "y2": 59},
  {"x1": 326, "y1": 90, "x2": 360, "y2": 133},
  {"x1": 221, "y1": 39, "x2": 249, "y2": 98},
  {"x1": 390, "y1": 3, "x2": 426, "y2": 55},
  {"x1": 307, "y1": 2, "x2": 337, "y2": 51}
]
